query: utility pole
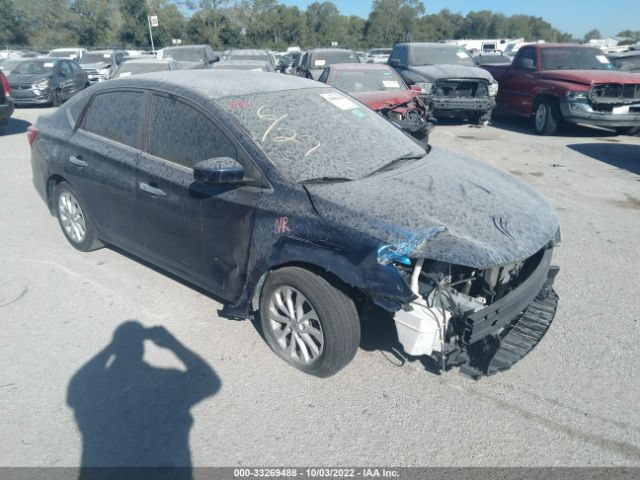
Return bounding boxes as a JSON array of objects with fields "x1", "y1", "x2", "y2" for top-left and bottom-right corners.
[{"x1": 146, "y1": 0, "x2": 156, "y2": 52}]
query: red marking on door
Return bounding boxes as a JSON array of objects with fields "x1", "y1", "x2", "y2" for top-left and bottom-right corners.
[
  {"x1": 229, "y1": 99, "x2": 250, "y2": 110},
  {"x1": 274, "y1": 216, "x2": 290, "y2": 234}
]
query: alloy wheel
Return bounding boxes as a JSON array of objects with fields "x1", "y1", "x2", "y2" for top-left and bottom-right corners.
[{"x1": 58, "y1": 191, "x2": 86, "y2": 244}]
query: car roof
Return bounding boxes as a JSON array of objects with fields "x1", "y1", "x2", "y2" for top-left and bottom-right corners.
[
  {"x1": 112, "y1": 70, "x2": 326, "y2": 99},
  {"x1": 328, "y1": 63, "x2": 392, "y2": 70},
  {"x1": 123, "y1": 58, "x2": 172, "y2": 64},
  {"x1": 228, "y1": 49, "x2": 269, "y2": 55},
  {"x1": 164, "y1": 45, "x2": 207, "y2": 50},
  {"x1": 396, "y1": 43, "x2": 460, "y2": 49}
]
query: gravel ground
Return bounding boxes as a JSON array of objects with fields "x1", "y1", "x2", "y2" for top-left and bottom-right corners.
[{"x1": 0, "y1": 106, "x2": 639, "y2": 467}]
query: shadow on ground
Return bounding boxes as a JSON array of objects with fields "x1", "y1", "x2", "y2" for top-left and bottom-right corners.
[
  {"x1": 1, "y1": 117, "x2": 31, "y2": 136},
  {"x1": 568, "y1": 143, "x2": 640, "y2": 176},
  {"x1": 67, "y1": 321, "x2": 220, "y2": 479}
]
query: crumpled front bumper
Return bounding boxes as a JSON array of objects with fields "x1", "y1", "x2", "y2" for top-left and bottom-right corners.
[{"x1": 423, "y1": 95, "x2": 496, "y2": 117}]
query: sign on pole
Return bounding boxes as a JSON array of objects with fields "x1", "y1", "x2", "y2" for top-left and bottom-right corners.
[{"x1": 150, "y1": 15, "x2": 159, "y2": 27}]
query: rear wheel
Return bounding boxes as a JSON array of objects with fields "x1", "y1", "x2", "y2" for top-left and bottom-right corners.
[
  {"x1": 259, "y1": 267, "x2": 360, "y2": 377},
  {"x1": 53, "y1": 182, "x2": 103, "y2": 252},
  {"x1": 615, "y1": 126, "x2": 640, "y2": 136},
  {"x1": 534, "y1": 99, "x2": 561, "y2": 135}
]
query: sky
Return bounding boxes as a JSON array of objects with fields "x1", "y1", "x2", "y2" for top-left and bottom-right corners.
[{"x1": 284, "y1": 0, "x2": 640, "y2": 38}]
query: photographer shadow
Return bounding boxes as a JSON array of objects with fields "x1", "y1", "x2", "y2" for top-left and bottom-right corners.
[{"x1": 67, "y1": 321, "x2": 220, "y2": 479}]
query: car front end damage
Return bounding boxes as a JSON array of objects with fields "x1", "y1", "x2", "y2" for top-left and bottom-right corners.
[
  {"x1": 416, "y1": 78, "x2": 497, "y2": 122},
  {"x1": 377, "y1": 228, "x2": 560, "y2": 378},
  {"x1": 560, "y1": 83, "x2": 640, "y2": 129},
  {"x1": 351, "y1": 90, "x2": 434, "y2": 141}
]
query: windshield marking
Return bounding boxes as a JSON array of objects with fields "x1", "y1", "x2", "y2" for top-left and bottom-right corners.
[{"x1": 257, "y1": 105, "x2": 321, "y2": 157}]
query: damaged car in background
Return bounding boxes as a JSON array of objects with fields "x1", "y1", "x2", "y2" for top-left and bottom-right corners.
[
  {"x1": 388, "y1": 42, "x2": 498, "y2": 125},
  {"x1": 29, "y1": 70, "x2": 560, "y2": 378},
  {"x1": 319, "y1": 63, "x2": 433, "y2": 143}
]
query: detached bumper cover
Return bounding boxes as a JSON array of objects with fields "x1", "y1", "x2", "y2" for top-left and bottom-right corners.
[{"x1": 560, "y1": 100, "x2": 640, "y2": 128}]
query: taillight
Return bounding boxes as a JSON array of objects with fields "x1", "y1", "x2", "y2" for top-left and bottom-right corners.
[
  {"x1": 27, "y1": 126, "x2": 39, "y2": 148},
  {"x1": 0, "y1": 73, "x2": 9, "y2": 96}
]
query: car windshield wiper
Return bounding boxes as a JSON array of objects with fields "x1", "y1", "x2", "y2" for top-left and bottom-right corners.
[
  {"x1": 366, "y1": 152, "x2": 426, "y2": 177},
  {"x1": 299, "y1": 176, "x2": 354, "y2": 184}
]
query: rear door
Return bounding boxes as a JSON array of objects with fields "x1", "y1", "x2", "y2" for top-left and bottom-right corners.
[
  {"x1": 136, "y1": 93, "x2": 261, "y2": 299},
  {"x1": 63, "y1": 90, "x2": 144, "y2": 248}
]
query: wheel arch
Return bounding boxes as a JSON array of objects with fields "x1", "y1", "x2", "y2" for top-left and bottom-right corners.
[{"x1": 46, "y1": 174, "x2": 68, "y2": 214}]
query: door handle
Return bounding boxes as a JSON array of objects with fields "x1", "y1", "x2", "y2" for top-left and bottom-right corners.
[
  {"x1": 69, "y1": 155, "x2": 88, "y2": 167},
  {"x1": 139, "y1": 182, "x2": 166, "y2": 197}
]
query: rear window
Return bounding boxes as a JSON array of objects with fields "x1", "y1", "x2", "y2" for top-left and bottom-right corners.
[
  {"x1": 80, "y1": 53, "x2": 112, "y2": 64},
  {"x1": 83, "y1": 91, "x2": 144, "y2": 148},
  {"x1": 328, "y1": 68, "x2": 405, "y2": 93},
  {"x1": 114, "y1": 63, "x2": 171, "y2": 77},
  {"x1": 227, "y1": 51, "x2": 270, "y2": 62},
  {"x1": 310, "y1": 51, "x2": 359, "y2": 68}
]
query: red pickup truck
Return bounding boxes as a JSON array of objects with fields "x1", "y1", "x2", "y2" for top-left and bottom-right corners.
[{"x1": 483, "y1": 44, "x2": 640, "y2": 136}]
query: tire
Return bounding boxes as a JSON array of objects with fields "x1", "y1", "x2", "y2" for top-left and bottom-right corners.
[
  {"x1": 52, "y1": 90, "x2": 62, "y2": 107},
  {"x1": 534, "y1": 99, "x2": 561, "y2": 135},
  {"x1": 472, "y1": 112, "x2": 491, "y2": 126},
  {"x1": 259, "y1": 267, "x2": 361, "y2": 377},
  {"x1": 53, "y1": 182, "x2": 103, "y2": 252},
  {"x1": 615, "y1": 126, "x2": 640, "y2": 136}
]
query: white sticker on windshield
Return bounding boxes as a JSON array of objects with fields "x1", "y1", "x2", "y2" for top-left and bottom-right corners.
[
  {"x1": 382, "y1": 80, "x2": 400, "y2": 88},
  {"x1": 43, "y1": 62, "x2": 54, "y2": 68},
  {"x1": 596, "y1": 55, "x2": 609, "y2": 64},
  {"x1": 314, "y1": 59, "x2": 326, "y2": 67},
  {"x1": 456, "y1": 51, "x2": 467, "y2": 59},
  {"x1": 103, "y1": 53, "x2": 111, "y2": 58},
  {"x1": 119, "y1": 71, "x2": 132, "y2": 77},
  {"x1": 319, "y1": 92, "x2": 358, "y2": 110}
]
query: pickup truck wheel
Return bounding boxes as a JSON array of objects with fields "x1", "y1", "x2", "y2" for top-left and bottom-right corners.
[
  {"x1": 615, "y1": 126, "x2": 640, "y2": 136},
  {"x1": 259, "y1": 267, "x2": 360, "y2": 377},
  {"x1": 534, "y1": 100, "x2": 561, "y2": 135}
]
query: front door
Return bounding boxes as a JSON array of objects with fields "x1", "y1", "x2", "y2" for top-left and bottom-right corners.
[{"x1": 136, "y1": 93, "x2": 260, "y2": 300}]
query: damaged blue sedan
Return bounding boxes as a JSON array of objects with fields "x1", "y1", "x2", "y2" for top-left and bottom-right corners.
[{"x1": 29, "y1": 70, "x2": 560, "y2": 378}]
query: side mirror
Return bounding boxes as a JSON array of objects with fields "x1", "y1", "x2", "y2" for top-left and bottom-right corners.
[
  {"x1": 209, "y1": 55, "x2": 220, "y2": 64},
  {"x1": 194, "y1": 158, "x2": 244, "y2": 185}
]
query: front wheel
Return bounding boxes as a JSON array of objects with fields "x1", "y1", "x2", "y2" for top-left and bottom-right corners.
[
  {"x1": 53, "y1": 182, "x2": 103, "y2": 252},
  {"x1": 259, "y1": 267, "x2": 361, "y2": 377},
  {"x1": 534, "y1": 100, "x2": 561, "y2": 135},
  {"x1": 615, "y1": 126, "x2": 640, "y2": 136}
]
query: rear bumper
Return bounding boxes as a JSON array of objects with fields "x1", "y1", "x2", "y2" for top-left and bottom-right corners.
[
  {"x1": 424, "y1": 95, "x2": 496, "y2": 118},
  {"x1": 0, "y1": 96, "x2": 14, "y2": 122},
  {"x1": 560, "y1": 100, "x2": 640, "y2": 128}
]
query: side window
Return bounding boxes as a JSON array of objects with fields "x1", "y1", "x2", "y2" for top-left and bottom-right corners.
[
  {"x1": 60, "y1": 61, "x2": 72, "y2": 75},
  {"x1": 399, "y1": 47, "x2": 408, "y2": 66},
  {"x1": 516, "y1": 48, "x2": 537, "y2": 70},
  {"x1": 70, "y1": 61, "x2": 82, "y2": 72},
  {"x1": 149, "y1": 95, "x2": 235, "y2": 168},
  {"x1": 300, "y1": 53, "x2": 308, "y2": 68},
  {"x1": 83, "y1": 91, "x2": 144, "y2": 148}
]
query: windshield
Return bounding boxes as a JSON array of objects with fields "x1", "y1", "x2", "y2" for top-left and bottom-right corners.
[
  {"x1": 310, "y1": 51, "x2": 359, "y2": 69},
  {"x1": 328, "y1": 68, "x2": 405, "y2": 93},
  {"x1": 0, "y1": 59, "x2": 23, "y2": 73},
  {"x1": 227, "y1": 51, "x2": 269, "y2": 62},
  {"x1": 217, "y1": 88, "x2": 424, "y2": 183},
  {"x1": 80, "y1": 53, "x2": 111, "y2": 64},
  {"x1": 410, "y1": 46, "x2": 475, "y2": 67},
  {"x1": 13, "y1": 60, "x2": 56, "y2": 75},
  {"x1": 49, "y1": 50, "x2": 78, "y2": 58},
  {"x1": 540, "y1": 47, "x2": 615, "y2": 71},
  {"x1": 368, "y1": 49, "x2": 392, "y2": 56},
  {"x1": 163, "y1": 48, "x2": 204, "y2": 62},
  {"x1": 114, "y1": 63, "x2": 171, "y2": 77}
]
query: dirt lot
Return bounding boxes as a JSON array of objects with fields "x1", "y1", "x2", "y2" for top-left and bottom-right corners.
[{"x1": 1, "y1": 106, "x2": 639, "y2": 467}]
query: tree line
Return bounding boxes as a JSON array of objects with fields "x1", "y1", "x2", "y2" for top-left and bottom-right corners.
[{"x1": 0, "y1": 0, "x2": 603, "y2": 51}]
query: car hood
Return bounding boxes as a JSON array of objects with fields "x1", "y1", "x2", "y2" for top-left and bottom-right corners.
[
  {"x1": 538, "y1": 69, "x2": 640, "y2": 86},
  {"x1": 8, "y1": 73, "x2": 51, "y2": 85},
  {"x1": 81, "y1": 62, "x2": 111, "y2": 70},
  {"x1": 351, "y1": 89, "x2": 418, "y2": 110},
  {"x1": 305, "y1": 147, "x2": 559, "y2": 269},
  {"x1": 409, "y1": 64, "x2": 495, "y2": 82}
]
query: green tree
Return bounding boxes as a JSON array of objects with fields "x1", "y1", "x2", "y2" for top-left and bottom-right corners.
[
  {"x1": 366, "y1": 0, "x2": 424, "y2": 46},
  {"x1": 119, "y1": 0, "x2": 151, "y2": 47},
  {"x1": 583, "y1": 28, "x2": 602, "y2": 43}
]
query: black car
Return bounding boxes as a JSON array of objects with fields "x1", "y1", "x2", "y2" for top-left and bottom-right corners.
[
  {"x1": 30, "y1": 70, "x2": 560, "y2": 378},
  {"x1": 388, "y1": 43, "x2": 499, "y2": 124},
  {"x1": 8, "y1": 58, "x2": 88, "y2": 106},
  {"x1": 295, "y1": 48, "x2": 360, "y2": 80}
]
